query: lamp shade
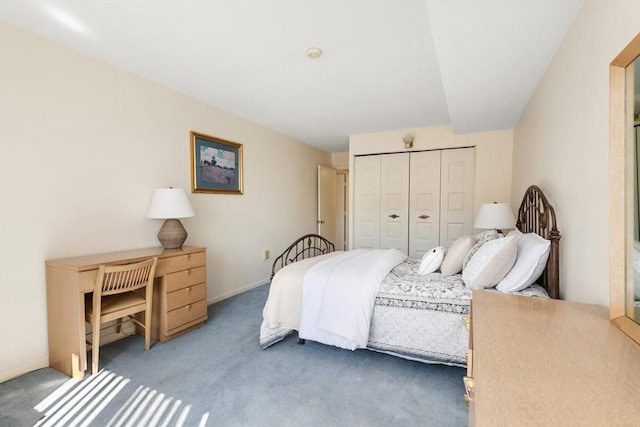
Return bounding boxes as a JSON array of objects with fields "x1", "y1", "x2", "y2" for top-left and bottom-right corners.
[
  {"x1": 146, "y1": 188, "x2": 195, "y2": 219},
  {"x1": 473, "y1": 202, "x2": 516, "y2": 230}
]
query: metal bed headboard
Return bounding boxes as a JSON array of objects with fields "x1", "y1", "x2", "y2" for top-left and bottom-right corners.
[
  {"x1": 270, "y1": 234, "x2": 335, "y2": 280},
  {"x1": 515, "y1": 185, "x2": 561, "y2": 299}
]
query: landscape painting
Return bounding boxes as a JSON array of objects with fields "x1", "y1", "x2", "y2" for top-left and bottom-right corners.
[{"x1": 190, "y1": 132, "x2": 243, "y2": 194}]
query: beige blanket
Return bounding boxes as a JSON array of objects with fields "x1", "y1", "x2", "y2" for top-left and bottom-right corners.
[{"x1": 266, "y1": 251, "x2": 341, "y2": 329}]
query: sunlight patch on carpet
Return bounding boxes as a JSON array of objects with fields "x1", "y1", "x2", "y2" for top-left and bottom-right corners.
[{"x1": 32, "y1": 369, "x2": 209, "y2": 427}]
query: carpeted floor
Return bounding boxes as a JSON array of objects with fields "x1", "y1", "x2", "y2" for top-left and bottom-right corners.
[{"x1": 0, "y1": 283, "x2": 468, "y2": 426}]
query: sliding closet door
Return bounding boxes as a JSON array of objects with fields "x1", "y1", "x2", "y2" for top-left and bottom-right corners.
[
  {"x1": 379, "y1": 153, "x2": 409, "y2": 253},
  {"x1": 354, "y1": 148, "x2": 475, "y2": 256},
  {"x1": 353, "y1": 156, "x2": 381, "y2": 249},
  {"x1": 439, "y1": 147, "x2": 475, "y2": 247},
  {"x1": 409, "y1": 150, "x2": 441, "y2": 259}
]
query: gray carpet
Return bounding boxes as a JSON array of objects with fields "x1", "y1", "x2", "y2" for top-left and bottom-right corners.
[{"x1": 0, "y1": 284, "x2": 468, "y2": 426}]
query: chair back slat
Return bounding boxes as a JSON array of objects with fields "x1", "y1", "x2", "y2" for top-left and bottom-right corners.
[
  {"x1": 97, "y1": 258, "x2": 157, "y2": 296},
  {"x1": 88, "y1": 256, "x2": 158, "y2": 375}
]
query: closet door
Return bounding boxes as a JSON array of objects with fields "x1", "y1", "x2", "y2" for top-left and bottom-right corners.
[
  {"x1": 353, "y1": 156, "x2": 381, "y2": 249},
  {"x1": 379, "y1": 153, "x2": 409, "y2": 253},
  {"x1": 409, "y1": 151, "x2": 441, "y2": 259},
  {"x1": 440, "y1": 147, "x2": 475, "y2": 247}
]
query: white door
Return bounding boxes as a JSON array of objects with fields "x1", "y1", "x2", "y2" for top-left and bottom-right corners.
[
  {"x1": 318, "y1": 165, "x2": 337, "y2": 244},
  {"x1": 409, "y1": 150, "x2": 441, "y2": 259},
  {"x1": 335, "y1": 172, "x2": 348, "y2": 251},
  {"x1": 379, "y1": 153, "x2": 409, "y2": 253},
  {"x1": 439, "y1": 148, "x2": 475, "y2": 247},
  {"x1": 353, "y1": 156, "x2": 381, "y2": 249}
]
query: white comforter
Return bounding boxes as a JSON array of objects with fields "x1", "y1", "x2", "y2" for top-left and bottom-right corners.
[
  {"x1": 298, "y1": 248, "x2": 407, "y2": 350},
  {"x1": 266, "y1": 251, "x2": 341, "y2": 329}
]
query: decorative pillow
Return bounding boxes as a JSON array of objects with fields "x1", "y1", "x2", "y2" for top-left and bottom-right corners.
[
  {"x1": 475, "y1": 229, "x2": 502, "y2": 242},
  {"x1": 462, "y1": 229, "x2": 502, "y2": 269},
  {"x1": 462, "y1": 236, "x2": 517, "y2": 290},
  {"x1": 440, "y1": 235, "x2": 476, "y2": 276},
  {"x1": 496, "y1": 230, "x2": 551, "y2": 293},
  {"x1": 418, "y1": 246, "x2": 445, "y2": 275}
]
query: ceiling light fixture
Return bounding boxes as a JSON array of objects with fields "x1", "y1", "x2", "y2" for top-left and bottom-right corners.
[
  {"x1": 306, "y1": 47, "x2": 323, "y2": 59},
  {"x1": 403, "y1": 134, "x2": 414, "y2": 149}
]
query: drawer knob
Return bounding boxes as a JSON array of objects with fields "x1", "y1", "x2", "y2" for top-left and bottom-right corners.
[
  {"x1": 185, "y1": 269, "x2": 191, "y2": 277},
  {"x1": 185, "y1": 287, "x2": 191, "y2": 295},
  {"x1": 187, "y1": 304, "x2": 192, "y2": 311}
]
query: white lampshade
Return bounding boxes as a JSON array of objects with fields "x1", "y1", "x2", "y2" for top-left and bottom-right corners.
[
  {"x1": 474, "y1": 202, "x2": 516, "y2": 230},
  {"x1": 146, "y1": 188, "x2": 195, "y2": 219}
]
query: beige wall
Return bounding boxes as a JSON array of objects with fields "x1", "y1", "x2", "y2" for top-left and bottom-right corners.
[
  {"x1": 512, "y1": 0, "x2": 640, "y2": 305},
  {"x1": 331, "y1": 152, "x2": 350, "y2": 170},
  {"x1": 348, "y1": 126, "x2": 514, "y2": 248},
  {"x1": 0, "y1": 21, "x2": 330, "y2": 381}
]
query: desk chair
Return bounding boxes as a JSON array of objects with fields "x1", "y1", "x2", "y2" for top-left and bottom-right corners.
[{"x1": 85, "y1": 257, "x2": 158, "y2": 375}]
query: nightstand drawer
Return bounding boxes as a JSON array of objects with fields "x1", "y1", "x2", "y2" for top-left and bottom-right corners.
[
  {"x1": 165, "y1": 266, "x2": 206, "y2": 292},
  {"x1": 166, "y1": 300, "x2": 207, "y2": 333},
  {"x1": 166, "y1": 283, "x2": 207, "y2": 311},
  {"x1": 157, "y1": 251, "x2": 206, "y2": 275}
]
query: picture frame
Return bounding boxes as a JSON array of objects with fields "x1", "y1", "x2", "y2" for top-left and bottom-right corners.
[{"x1": 190, "y1": 131, "x2": 244, "y2": 194}]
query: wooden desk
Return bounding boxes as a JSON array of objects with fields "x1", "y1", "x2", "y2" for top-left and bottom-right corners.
[
  {"x1": 467, "y1": 291, "x2": 640, "y2": 426},
  {"x1": 46, "y1": 246, "x2": 207, "y2": 378}
]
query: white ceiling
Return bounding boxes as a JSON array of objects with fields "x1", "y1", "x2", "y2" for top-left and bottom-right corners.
[{"x1": 0, "y1": 0, "x2": 584, "y2": 152}]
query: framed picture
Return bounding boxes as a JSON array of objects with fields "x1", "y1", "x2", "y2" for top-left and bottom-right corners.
[{"x1": 190, "y1": 132, "x2": 244, "y2": 194}]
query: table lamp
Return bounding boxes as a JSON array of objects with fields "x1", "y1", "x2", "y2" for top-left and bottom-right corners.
[
  {"x1": 146, "y1": 188, "x2": 195, "y2": 249},
  {"x1": 473, "y1": 202, "x2": 516, "y2": 234}
]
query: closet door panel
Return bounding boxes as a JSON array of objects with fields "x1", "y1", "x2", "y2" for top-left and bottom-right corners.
[
  {"x1": 353, "y1": 156, "x2": 381, "y2": 249},
  {"x1": 353, "y1": 148, "x2": 475, "y2": 257},
  {"x1": 440, "y1": 148, "x2": 475, "y2": 247},
  {"x1": 409, "y1": 150, "x2": 441, "y2": 259},
  {"x1": 380, "y1": 153, "x2": 409, "y2": 253}
]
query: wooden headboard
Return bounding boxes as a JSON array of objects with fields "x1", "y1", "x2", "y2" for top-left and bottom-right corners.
[{"x1": 515, "y1": 185, "x2": 561, "y2": 299}]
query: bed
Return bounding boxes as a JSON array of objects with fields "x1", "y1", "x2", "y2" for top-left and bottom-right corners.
[{"x1": 260, "y1": 185, "x2": 561, "y2": 367}]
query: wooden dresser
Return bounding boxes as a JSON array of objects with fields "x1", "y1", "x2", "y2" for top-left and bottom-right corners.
[
  {"x1": 46, "y1": 246, "x2": 208, "y2": 378},
  {"x1": 151, "y1": 247, "x2": 208, "y2": 342},
  {"x1": 466, "y1": 291, "x2": 640, "y2": 426}
]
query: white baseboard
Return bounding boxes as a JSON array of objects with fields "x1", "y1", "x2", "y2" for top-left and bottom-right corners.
[
  {"x1": 1, "y1": 282, "x2": 269, "y2": 383},
  {"x1": 207, "y1": 279, "x2": 268, "y2": 305},
  {"x1": 0, "y1": 356, "x2": 49, "y2": 383}
]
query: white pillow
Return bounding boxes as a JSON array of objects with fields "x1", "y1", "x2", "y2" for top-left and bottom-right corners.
[
  {"x1": 496, "y1": 230, "x2": 551, "y2": 293},
  {"x1": 463, "y1": 229, "x2": 502, "y2": 269},
  {"x1": 418, "y1": 246, "x2": 445, "y2": 275},
  {"x1": 462, "y1": 236, "x2": 517, "y2": 290},
  {"x1": 440, "y1": 236, "x2": 476, "y2": 276}
]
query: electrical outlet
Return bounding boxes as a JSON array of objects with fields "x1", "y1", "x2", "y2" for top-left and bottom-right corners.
[{"x1": 263, "y1": 250, "x2": 270, "y2": 260}]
